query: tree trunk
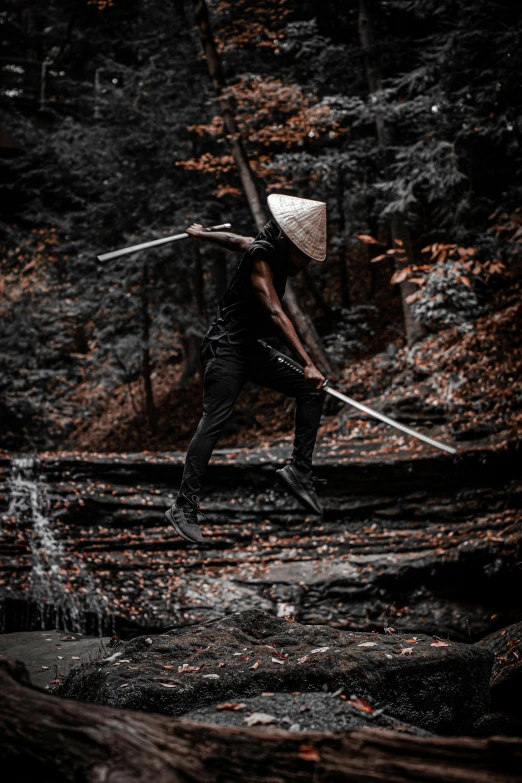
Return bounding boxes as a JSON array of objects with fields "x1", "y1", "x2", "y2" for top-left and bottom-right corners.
[
  {"x1": 193, "y1": 246, "x2": 207, "y2": 318},
  {"x1": 193, "y1": 0, "x2": 266, "y2": 232},
  {"x1": 302, "y1": 268, "x2": 332, "y2": 321},
  {"x1": 1, "y1": 658, "x2": 521, "y2": 783},
  {"x1": 141, "y1": 264, "x2": 157, "y2": 433},
  {"x1": 336, "y1": 170, "x2": 350, "y2": 307},
  {"x1": 192, "y1": 0, "x2": 333, "y2": 376},
  {"x1": 358, "y1": 0, "x2": 425, "y2": 346}
]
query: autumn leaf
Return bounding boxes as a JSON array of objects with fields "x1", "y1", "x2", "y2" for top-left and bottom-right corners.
[
  {"x1": 357, "y1": 641, "x2": 378, "y2": 647},
  {"x1": 456, "y1": 274, "x2": 472, "y2": 289},
  {"x1": 356, "y1": 234, "x2": 378, "y2": 245},
  {"x1": 299, "y1": 745, "x2": 320, "y2": 762},
  {"x1": 431, "y1": 640, "x2": 449, "y2": 647},
  {"x1": 405, "y1": 290, "x2": 423, "y2": 304},
  {"x1": 400, "y1": 647, "x2": 414, "y2": 655},
  {"x1": 370, "y1": 254, "x2": 387, "y2": 263},
  {"x1": 250, "y1": 659, "x2": 262, "y2": 669},
  {"x1": 390, "y1": 268, "x2": 411, "y2": 285},
  {"x1": 216, "y1": 703, "x2": 247, "y2": 711},
  {"x1": 347, "y1": 698, "x2": 373, "y2": 714},
  {"x1": 244, "y1": 712, "x2": 278, "y2": 726}
]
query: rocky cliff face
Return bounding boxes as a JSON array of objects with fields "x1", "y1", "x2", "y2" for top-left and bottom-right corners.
[{"x1": 0, "y1": 441, "x2": 521, "y2": 640}]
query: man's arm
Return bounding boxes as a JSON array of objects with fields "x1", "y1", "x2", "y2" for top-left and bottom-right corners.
[
  {"x1": 186, "y1": 223, "x2": 254, "y2": 253},
  {"x1": 250, "y1": 257, "x2": 325, "y2": 391}
]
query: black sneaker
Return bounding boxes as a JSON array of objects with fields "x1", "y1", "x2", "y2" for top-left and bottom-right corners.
[
  {"x1": 165, "y1": 494, "x2": 207, "y2": 544},
  {"x1": 275, "y1": 464, "x2": 325, "y2": 515}
]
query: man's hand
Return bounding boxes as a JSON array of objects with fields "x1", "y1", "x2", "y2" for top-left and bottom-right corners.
[
  {"x1": 304, "y1": 364, "x2": 326, "y2": 391},
  {"x1": 186, "y1": 223, "x2": 206, "y2": 239}
]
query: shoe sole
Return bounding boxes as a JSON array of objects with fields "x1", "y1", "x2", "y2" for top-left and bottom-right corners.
[
  {"x1": 164, "y1": 509, "x2": 204, "y2": 544},
  {"x1": 276, "y1": 467, "x2": 323, "y2": 515}
]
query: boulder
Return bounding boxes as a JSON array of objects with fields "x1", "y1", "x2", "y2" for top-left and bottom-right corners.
[
  {"x1": 476, "y1": 620, "x2": 522, "y2": 715},
  {"x1": 473, "y1": 712, "x2": 522, "y2": 737},
  {"x1": 2, "y1": 655, "x2": 522, "y2": 783},
  {"x1": 183, "y1": 691, "x2": 433, "y2": 735},
  {"x1": 58, "y1": 609, "x2": 493, "y2": 735}
]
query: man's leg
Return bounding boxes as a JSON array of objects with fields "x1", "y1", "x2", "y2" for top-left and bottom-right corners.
[
  {"x1": 179, "y1": 345, "x2": 248, "y2": 498},
  {"x1": 167, "y1": 344, "x2": 248, "y2": 542},
  {"x1": 249, "y1": 341, "x2": 325, "y2": 513}
]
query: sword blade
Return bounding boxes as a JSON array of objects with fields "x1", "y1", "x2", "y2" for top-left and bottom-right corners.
[
  {"x1": 268, "y1": 347, "x2": 456, "y2": 455},
  {"x1": 324, "y1": 385, "x2": 456, "y2": 455}
]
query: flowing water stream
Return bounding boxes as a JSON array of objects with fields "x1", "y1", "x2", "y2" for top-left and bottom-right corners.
[{"x1": 2, "y1": 456, "x2": 106, "y2": 634}]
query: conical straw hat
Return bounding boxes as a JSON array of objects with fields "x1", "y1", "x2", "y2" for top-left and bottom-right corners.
[{"x1": 267, "y1": 193, "x2": 327, "y2": 261}]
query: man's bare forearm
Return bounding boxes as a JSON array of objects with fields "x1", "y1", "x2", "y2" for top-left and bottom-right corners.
[
  {"x1": 269, "y1": 308, "x2": 314, "y2": 367},
  {"x1": 250, "y1": 258, "x2": 320, "y2": 375},
  {"x1": 186, "y1": 224, "x2": 254, "y2": 253}
]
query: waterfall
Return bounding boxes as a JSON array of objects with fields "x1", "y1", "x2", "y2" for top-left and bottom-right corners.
[{"x1": 5, "y1": 456, "x2": 106, "y2": 633}]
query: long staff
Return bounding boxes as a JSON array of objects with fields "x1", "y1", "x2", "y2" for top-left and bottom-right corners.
[{"x1": 97, "y1": 224, "x2": 232, "y2": 262}]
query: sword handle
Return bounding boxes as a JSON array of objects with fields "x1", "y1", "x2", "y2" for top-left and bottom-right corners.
[{"x1": 275, "y1": 353, "x2": 330, "y2": 387}]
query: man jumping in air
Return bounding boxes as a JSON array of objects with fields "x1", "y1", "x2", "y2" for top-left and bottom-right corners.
[{"x1": 165, "y1": 194, "x2": 328, "y2": 544}]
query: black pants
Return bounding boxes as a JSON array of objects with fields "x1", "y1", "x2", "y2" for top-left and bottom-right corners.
[{"x1": 178, "y1": 339, "x2": 325, "y2": 499}]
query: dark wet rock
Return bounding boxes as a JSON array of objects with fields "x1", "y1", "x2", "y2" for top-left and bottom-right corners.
[
  {"x1": 0, "y1": 630, "x2": 109, "y2": 689},
  {"x1": 1, "y1": 446, "x2": 521, "y2": 642},
  {"x1": 476, "y1": 620, "x2": 522, "y2": 715},
  {"x1": 0, "y1": 654, "x2": 32, "y2": 686},
  {"x1": 58, "y1": 609, "x2": 493, "y2": 735},
  {"x1": 183, "y1": 691, "x2": 433, "y2": 735},
  {"x1": 472, "y1": 711, "x2": 522, "y2": 737}
]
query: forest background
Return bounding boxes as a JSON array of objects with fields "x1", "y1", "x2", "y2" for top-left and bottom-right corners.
[{"x1": 1, "y1": 0, "x2": 521, "y2": 456}]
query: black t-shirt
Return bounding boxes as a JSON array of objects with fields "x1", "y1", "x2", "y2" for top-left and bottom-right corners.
[{"x1": 203, "y1": 220, "x2": 288, "y2": 350}]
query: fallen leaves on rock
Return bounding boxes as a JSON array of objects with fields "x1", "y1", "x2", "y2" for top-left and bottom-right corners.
[
  {"x1": 216, "y1": 703, "x2": 247, "y2": 711},
  {"x1": 244, "y1": 712, "x2": 278, "y2": 726},
  {"x1": 340, "y1": 696, "x2": 373, "y2": 714}
]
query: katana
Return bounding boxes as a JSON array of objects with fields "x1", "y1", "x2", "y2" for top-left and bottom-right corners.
[
  {"x1": 97, "y1": 223, "x2": 233, "y2": 262},
  {"x1": 271, "y1": 348, "x2": 457, "y2": 455}
]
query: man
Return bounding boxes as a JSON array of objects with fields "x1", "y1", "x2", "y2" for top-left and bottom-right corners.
[{"x1": 165, "y1": 194, "x2": 328, "y2": 544}]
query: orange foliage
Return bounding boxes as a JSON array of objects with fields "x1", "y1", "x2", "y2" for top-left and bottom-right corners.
[
  {"x1": 87, "y1": 0, "x2": 114, "y2": 9},
  {"x1": 361, "y1": 233, "x2": 506, "y2": 293},
  {"x1": 213, "y1": 0, "x2": 292, "y2": 53},
  {"x1": 179, "y1": 75, "x2": 342, "y2": 191}
]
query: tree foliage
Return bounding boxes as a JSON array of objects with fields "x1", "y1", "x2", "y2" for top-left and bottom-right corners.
[{"x1": 0, "y1": 0, "x2": 520, "y2": 450}]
